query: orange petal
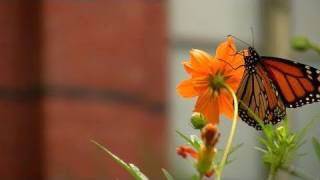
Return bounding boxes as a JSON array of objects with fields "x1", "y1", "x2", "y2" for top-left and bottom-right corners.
[
  {"x1": 183, "y1": 61, "x2": 206, "y2": 77},
  {"x1": 225, "y1": 69, "x2": 244, "y2": 92},
  {"x1": 189, "y1": 49, "x2": 213, "y2": 73},
  {"x1": 224, "y1": 54, "x2": 245, "y2": 76},
  {"x1": 215, "y1": 37, "x2": 237, "y2": 62},
  {"x1": 194, "y1": 90, "x2": 220, "y2": 125},
  {"x1": 209, "y1": 57, "x2": 227, "y2": 75},
  {"x1": 218, "y1": 92, "x2": 234, "y2": 120},
  {"x1": 192, "y1": 76, "x2": 209, "y2": 94},
  {"x1": 177, "y1": 79, "x2": 198, "y2": 97}
]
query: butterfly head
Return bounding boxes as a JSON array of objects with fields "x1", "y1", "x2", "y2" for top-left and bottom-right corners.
[{"x1": 244, "y1": 47, "x2": 260, "y2": 73}]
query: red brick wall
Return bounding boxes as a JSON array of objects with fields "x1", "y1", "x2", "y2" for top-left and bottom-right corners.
[{"x1": 0, "y1": 1, "x2": 167, "y2": 179}]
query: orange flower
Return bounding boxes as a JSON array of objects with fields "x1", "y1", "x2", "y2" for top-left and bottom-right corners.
[{"x1": 176, "y1": 37, "x2": 244, "y2": 125}]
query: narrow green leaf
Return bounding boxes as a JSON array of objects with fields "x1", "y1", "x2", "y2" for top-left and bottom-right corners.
[
  {"x1": 228, "y1": 143, "x2": 243, "y2": 155},
  {"x1": 91, "y1": 140, "x2": 149, "y2": 180},
  {"x1": 282, "y1": 116, "x2": 289, "y2": 134},
  {"x1": 312, "y1": 137, "x2": 320, "y2": 163},
  {"x1": 175, "y1": 130, "x2": 201, "y2": 150},
  {"x1": 254, "y1": 146, "x2": 267, "y2": 153},
  {"x1": 129, "y1": 164, "x2": 149, "y2": 180},
  {"x1": 161, "y1": 168, "x2": 175, "y2": 180},
  {"x1": 256, "y1": 136, "x2": 269, "y2": 146},
  {"x1": 190, "y1": 135, "x2": 202, "y2": 150}
]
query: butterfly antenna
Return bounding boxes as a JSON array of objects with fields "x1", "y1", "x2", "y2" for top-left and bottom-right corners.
[
  {"x1": 217, "y1": 58, "x2": 235, "y2": 70},
  {"x1": 217, "y1": 58, "x2": 244, "y2": 71},
  {"x1": 227, "y1": 34, "x2": 251, "y2": 47},
  {"x1": 250, "y1": 27, "x2": 255, "y2": 47}
]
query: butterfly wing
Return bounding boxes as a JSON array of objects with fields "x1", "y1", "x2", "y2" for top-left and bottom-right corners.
[
  {"x1": 261, "y1": 57, "x2": 320, "y2": 108},
  {"x1": 237, "y1": 63, "x2": 286, "y2": 130}
]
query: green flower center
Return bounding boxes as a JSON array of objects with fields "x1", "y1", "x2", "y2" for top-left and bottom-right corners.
[{"x1": 209, "y1": 72, "x2": 226, "y2": 93}]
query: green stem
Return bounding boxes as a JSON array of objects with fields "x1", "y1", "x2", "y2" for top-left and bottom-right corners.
[
  {"x1": 310, "y1": 42, "x2": 320, "y2": 55},
  {"x1": 267, "y1": 167, "x2": 276, "y2": 180},
  {"x1": 216, "y1": 84, "x2": 239, "y2": 180}
]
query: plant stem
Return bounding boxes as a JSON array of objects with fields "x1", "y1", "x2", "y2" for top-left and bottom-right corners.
[
  {"x1": 267, "y1": 167, "x2": 276, "y2": 180},
  {"x1": 216, "y1": 84, "x2": 239, "y2": 180},
  {"x1": 310, "y1": 42, "x2": 320, "y2": 55}
]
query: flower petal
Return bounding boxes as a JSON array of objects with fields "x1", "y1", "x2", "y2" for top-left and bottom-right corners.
[
  {"x1": 189, "y1": 49, "x2": 213, "y2": 73},
  {"x1": 194, "y1": 89, "x2": 220, "y2": 125},
  {"x1": 226, "y1": 75, "x2": 244, "y2": 92},
  {"x1": 215, "y1": 37, "x2": 237, "y2": 62},
  {"x1": 177, "y1": 79, "x2": 198, "y2": 97},
  {"x1": 192, "y1": 76, "x2": 209, "y2": 94},
  {"x1": 183, "y1": 61, "x2": 206, "y2": 77},
  {"x1": 224, "y1": 53, "x2": 245, "y2": 76},
  {"x1": 218, "y1": 91, "x2": 234, "y2": 120}
]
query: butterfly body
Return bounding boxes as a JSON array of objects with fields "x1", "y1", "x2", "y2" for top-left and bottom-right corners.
[
  {"x1": 237, "y1": 47, "x2": 320, "y2": 130},
  {"x1": 244, "y1": 47, "x2": 260, "y2": 74}
]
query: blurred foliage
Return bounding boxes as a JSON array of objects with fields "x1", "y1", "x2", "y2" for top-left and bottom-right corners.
[
  {"x1": 92, "y1": 140, "x2": 177, "y2": 180},
  {"x1": 161, "y1": 168, "x2": 175, "y2": 180},
  {"x1": 91, "y1": 140, "x2": 149, "y2": 180},
  {"x1": 312, "y1": 137, "x2": 320, "y2": 164},
  {"x1": 241, "y1": 101, "x2": 320, "y2": 180},
  {"x1": 176, "y1": 130, "x2": 242, "y2": 178},
  {"x1": 291, "y1": 36, "x2": 320, "y2": 55}
]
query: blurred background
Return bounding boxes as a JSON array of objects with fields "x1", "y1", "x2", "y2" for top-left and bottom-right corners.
[{"x1": 0, "y1": 0, "x2": 319, "y2": 180}]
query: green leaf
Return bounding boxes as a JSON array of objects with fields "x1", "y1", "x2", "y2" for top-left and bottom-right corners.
[
  {"x1": 175, "y1": 130, "x2": 201, "y2": 150},
  {"x1": 254, "y1": 146, "x2": 267, "y2": 153},
  {"x1": 228, "y1": 143, "x2": 243, "y2": 156},
  {"x1": 312, "y1": 137, "x2": 320, "y2": 163},
  {"x1": 91, "y1": 140, "x2": 149, "y2": 180},
  {"x1": 190, "y1": 135, "x2": 202, "y2": 150},
  {"x1": 191, "y1": 174, "x2": 201, "y2": 180},
  {"x1": 161, "y1": 168, "x2": 175, "y2": 180},
  {"x1": 215, "y1": 143, "x2": 243, "y2": 166}
]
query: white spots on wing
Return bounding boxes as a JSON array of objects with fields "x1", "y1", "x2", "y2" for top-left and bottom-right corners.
[
  {"x1": 308, "y1": 75, "x2": 313, "y2": 80},
  {"x1": 317, "y1": 94, "x2": 320, "y2": 98},
  {"x1": 317, "y1": 70, "x2": 320, "y2": 74},
  {"x1": 305, "y1": 65, "x2": 310, "y2": 69},
  {"x1": 307, "y1": 70, "x2": 312, "y2": 74}
]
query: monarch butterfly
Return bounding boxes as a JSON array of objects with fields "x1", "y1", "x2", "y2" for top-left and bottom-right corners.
[{"x1": 237, "y1": 47, "x2": 320, "y2": 130}]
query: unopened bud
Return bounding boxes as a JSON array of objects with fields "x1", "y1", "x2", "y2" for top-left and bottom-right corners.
[
  {"x1": 276, "y1": 126, "x2": 286, "y2": 139},
  {"x1": 191, "y1": 112, "x2": 207, "y2": 129},
  {"x1": 291, "y1": 36, "x2": 310, "y2": 51},
  {"x1": 201, "y1": 124, "x2": 220, "y2": 148}
]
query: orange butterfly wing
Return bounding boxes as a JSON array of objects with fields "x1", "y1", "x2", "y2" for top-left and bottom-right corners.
[
  {"x1": 237, "y1": 63, "x2": 286, "y2": 130},
  {"x1": 261, "y1": 57, "x2": 320, "y2": 108}
]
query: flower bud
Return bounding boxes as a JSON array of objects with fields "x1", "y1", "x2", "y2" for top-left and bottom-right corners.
[
  {"x1": 276, "y1": 126, "x2": 285, "y2": 135},
  {"x1": 191, "y1": 112, "x2": 207, "y2": 129},
  {"x1": 291, "y1": 36, "x2": 310, "y2": 51},
  {"x1": 201, "y1": 124, "x2": 220, "y2": 148}
]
